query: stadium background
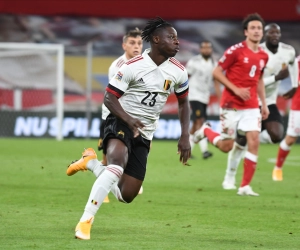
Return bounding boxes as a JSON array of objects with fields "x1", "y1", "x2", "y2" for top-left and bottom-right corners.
[{"x1": 0, "y1": 0, "x2": 299, "y2": 140}]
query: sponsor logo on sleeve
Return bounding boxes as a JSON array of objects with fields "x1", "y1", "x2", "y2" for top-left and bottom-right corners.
[
  {"x1": 115, "y1": 71, "x2": 123, "y2": 81},
  {"x1": 178, "y1": 80, "x2": 188, "y2": 88}
]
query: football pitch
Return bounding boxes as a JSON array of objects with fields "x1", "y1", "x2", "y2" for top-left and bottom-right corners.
[{"x1": 1, "y1": 138, "x2": 300, "y2": 250}]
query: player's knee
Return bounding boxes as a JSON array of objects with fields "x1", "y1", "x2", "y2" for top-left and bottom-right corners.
[
  {"x1": 222, "y1": 146, "x2": 232, "y2": 153},
  {"x1": 219, "y1": 143, "x2": 233, "y2": 153},
  {"x1": 270, "y1": 134, "x2": 284, "y2": 143},
  {"x1": 268, "y1": 124, "x2": 284, "y2": 143},
  {"x1": 120, "y1": 193, "x2": 136, "y2": 203}
]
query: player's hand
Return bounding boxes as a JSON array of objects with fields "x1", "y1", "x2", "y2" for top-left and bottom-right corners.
[
  {"x1": 177, "y1": 134, "x2": 191, "y2": 165},
  {"x1": 261, "y1": 104, "x2": 269, "y2": 120},
  {"x1": 127, "y1": 118, "x2": 145, "y2": 138},
  {"x1": 282, "y1": 88, "x2": 297, "y2": 100},
  {"x1": 275, "y1": 67, "x2": 289, "y2": 81},
  {"x1": 234, "y1": 87, "x2": 250, "y2": 101}
]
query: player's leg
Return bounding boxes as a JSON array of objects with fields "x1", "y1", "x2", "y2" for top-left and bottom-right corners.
[
  {"x1": 198, "y1": 103, "x2": 213, "y2": 159},
  {"x1": 273, "y1": 110, "x2": 300, "y2": 181},
  {"x1": 193, "y1": 123, "x2": 234, "y2": 153},
  {"x1": 75, "y1": 139, "x2": 127, "y2": 240},
  {"x1": 110, "y1": 136, "x2": 150, "y2": 203},
  {"x1": 74, "y1": 115, "x2": 130, "y2": 240},
  {"x1": 190, "y1": 117, "x2": 212, "y2": 159},
  {"x1": 66, "y1": 148, "x2": 105, "y2": 178},
  {"x1": 189, "y1": 101, "x2": 200, "y2": 155},
  {"x1": 222, "y1": 133, "x2": 247, "y2": 190},
  {"x1": 194, "y1": 108, "x2": 238, "y2": 153},
  {"x1": 273, "y1": 135, "x2": 297, "y2": 181},
  {"x1": 237, "y1": 109, "x2": 261, "y2": 196},
  {"x1": 259, "y1": 104, "x2": 284, "y2": 144}
]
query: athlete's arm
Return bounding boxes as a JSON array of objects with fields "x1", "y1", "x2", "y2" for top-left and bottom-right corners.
[
  {"x1": 177, "y1": 95, "x2": 191, "y2": 165},
  {"x1": 213, "y1": 79, "x2": 222, "y2": 102},
  {"x1": 282, "y1": 55, "x2": 299, "y2": 99},
  {"x1": 104, "y1": 92, "x2": 145, "y2": 137},
  {"x1": 288, "y1": 55, "x2": 299, "y2": 88},
  {"x1": 213, "y1": 65, "x2": 250, "y2": 100},
  {"x1": 263, "y1": 67, "x2": 289, "y2": 86},
  {"x1": 257, "y1": 76, "x2": 269, "y2": 120}
]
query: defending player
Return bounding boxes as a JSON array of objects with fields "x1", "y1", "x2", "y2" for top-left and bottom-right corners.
[
  {"x1": 194, "y1": 13, "x2": 269, "y2": 196},
  {"x1": 222, "y1": 23, "x2": 299, "y2": 189},
  {"x1": 69, "y1": 17, "x2": 191, "y2": 240},
  {"x1": 186, "y1": 40, "x2": 221, "y2": 159},
  {"x1": 273, "y1": 55, "x2": 300, "y2": 181}
]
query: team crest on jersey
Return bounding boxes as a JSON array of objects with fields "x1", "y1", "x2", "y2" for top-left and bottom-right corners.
[
  {"x1": 115, "y1": 71, "x2": 123, "y2": 81},
  {"x1": 117, "y1": 130, "x2": 125, "y2": 138},
  {"x1": 164, "y1": 80, "x2": 172, "y2": 90},
  {"x1": 259, "y1": 59, "x2": 265, "y2": 70}
]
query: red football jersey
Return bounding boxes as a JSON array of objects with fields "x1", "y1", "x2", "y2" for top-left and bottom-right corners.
[
  {"x1": 218, "y1": 41, "x2": 268, "y2": 109},
  {"x1": 291, "y1": 55, "x2": 300, "y2": 110}
]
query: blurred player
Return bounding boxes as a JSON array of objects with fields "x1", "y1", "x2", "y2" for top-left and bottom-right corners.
[
  {"x1": 98, "y1": 28, "x2": 143, "y2": 163},
  {"x1": 186, "y1": 40, "x2": 221, "y2": 159},
  {"x1": 273, "y1": 55, "x2": 300, "y2": 181},
  {"x1": 222, "y1": 23, "x2": 299, "y2": 189},
  {"x1": 259, "y1": 23, "x2": 298, "y2": 144},
  {"x1": 69, "y1": 17, "x2": 191, "y2": 240},
  {"x1": 194, "y1": 13, "x2": 269, "y2": 196}
]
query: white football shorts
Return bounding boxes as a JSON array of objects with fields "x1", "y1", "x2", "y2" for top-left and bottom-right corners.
[
  {"x1": 220, "y1": 108, "x2": 262, "y2": 140},
  {"x1": 287, "y1": 110, "x2": 300, "y2": 137}
]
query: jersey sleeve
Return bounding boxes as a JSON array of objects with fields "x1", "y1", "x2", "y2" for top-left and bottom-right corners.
[
  {"x1": 108, "y1": 63, "x2": 117, "y2": 80},
  {"x1": 106, "y1": 64, "x2": 134, "y2": 98},
  {"x1": 289, "y1": 55, "x2": 299, "y2": 88},
  {"x1": 218, "y1": 46, "x2": 238, "y2": 71},
  {"x1": 174, "y1": 70, "x2": 189, "y2": 99}
]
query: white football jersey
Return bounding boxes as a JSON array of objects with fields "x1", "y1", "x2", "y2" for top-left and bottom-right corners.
[
  {"x1": 102, "y1": 54, "x2": 127, "y2": 120},
  {"x1": 185, "y1": 55, "x2": 217, "y2": 104},
  {"x1": 260, "y1": 42, "x2": 298, "y2": 105},
  {"x1": 107, "y1": 48, "x2": 189, "y2": 140}
]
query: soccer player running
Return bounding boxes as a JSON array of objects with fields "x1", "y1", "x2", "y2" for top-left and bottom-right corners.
[
  {"x1": 186, "y1": 41, "x2": 221, "y2": 159},
  {"x1": 70, "y1": 17, "x2": 191, "y2": 240},
  {"x1": 194, "y1": 13, "x2": 269, "y2": 196},
  {"x1": 222, "y1": 23, "x2": 299, "y2": 188},
  {"x1": 67, "y1": 28, "x2": 144, "y2": 203},
  {"x1": 273, "y1": 55, "x2": 300, "y2": 180}
]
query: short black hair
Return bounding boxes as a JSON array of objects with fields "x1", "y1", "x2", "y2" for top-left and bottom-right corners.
[
  {"x1": 141, "y1": 17, "x2": 172, "y2": 42},
  {"x1": 123, "y1": 27, "x2": 142, "y2": 43},
  {"x1": 242, "y1": 13, "x2": 265, "y2": 30},
  {"x1": 200, "y1": 40, "x2": 212, "y2": 47},
  {"x1": 264, "y1": 23, "x2": 280, "y2": 32}
]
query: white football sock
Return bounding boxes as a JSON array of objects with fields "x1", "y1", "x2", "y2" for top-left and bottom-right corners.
[
  {"x1": 224, "y1": 142, "x2": 246, "y2": 180},
  {"x1": 110, "y1": 182, "x2": 127, "y2": 203},
  {"x1": 80, "y1": 164, "x2": 123, "y2": 222},
  {"x1": 199, "y1": 138, "x2": 208, "y2": 153},
  {"x1": 87, "y1": 159, "x2": 105, "y2": 178},
  {"x1": 259, "y1": 130, "x2": 273, "y2": 144},
  {"x1": 189, "y1": 134, "x2": 195, "y2": 151},
  {"x1": 280, "y1": 139, "x2": 291, "y2": 151}
]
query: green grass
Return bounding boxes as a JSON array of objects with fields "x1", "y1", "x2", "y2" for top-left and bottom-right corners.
[{"x1": 0, "y1": 138, "x2": 300, "y2": 249}]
